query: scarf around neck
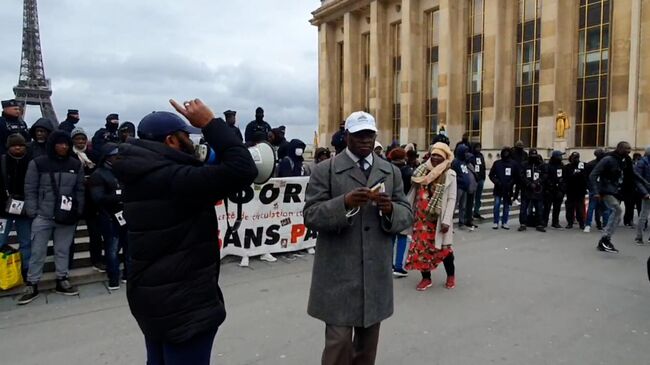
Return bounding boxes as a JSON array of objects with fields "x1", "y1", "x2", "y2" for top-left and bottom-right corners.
[{"x1": 73, "y1": 146, "x2": 95, "y2": 169}]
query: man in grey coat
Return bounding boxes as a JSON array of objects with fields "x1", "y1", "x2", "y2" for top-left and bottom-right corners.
[{"x1": 304, "y1": 111, "x2": 413, "y2": 365}]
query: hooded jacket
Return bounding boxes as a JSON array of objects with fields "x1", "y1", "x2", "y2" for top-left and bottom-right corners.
[
  {"x1": 590, "y1": 152, "x2": 648, "y2": 199},
  {"x1": 451, "y1": 144, "x2": 471, "y2": 191},
  {"x1": 88, "y1": 143, "x2": 123, "y2": 216},
  {"x1": 489, "y1": 148, "x2": 520, "y2": 202},
  {"x1": 520, "y1": 150, "x2": 546, "y2": 200},
  {"x1": 24, "y1": 130, "x2": 85, "y2": 219},
  {"x1": 278, "y1": 139, "x2": 306, "y2": 177},
  {"x1": 471, "y1": 144, "x2": 486, "y2": 181},
  {"x1": 564, "y1": 154, "x2": 588, "y2": 197},
  {"x1": 112, "y1": 118, "x2": 256, "y2": 343},
  {"x1": 28, "y1": 118, "x2": 55, "y2": 159},
  {"x1": 635, "y1": 149, "x2": 650, "y2": 184},
  {"x1": 118, "y1": 122, "x2": 136, "y2": 142},
  {"x1": 58, "y1": 116, "x2": 79, "y2": 133},
  {"x1": 544, "y1": 152, "x2": 566, "y2": 199},
  {"x1": 0, "y1": 113, "x2": 31, "y2": 155},
  {"x1": 0, "y1": 150, "x2": 31, "y2": 218},
  {"x1": 92, "y1": 118, "x2": 120, "y2": 152}
]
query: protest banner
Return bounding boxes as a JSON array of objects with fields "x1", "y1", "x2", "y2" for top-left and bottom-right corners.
[{"x1": 216, "y1": 177, "x2": 317, "y2": 258}]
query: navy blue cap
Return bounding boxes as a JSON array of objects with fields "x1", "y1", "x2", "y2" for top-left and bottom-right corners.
[
  {"x1": 551, "y1": 150, "x2": 565, "y2": 158},
  {"x1": 137, "y1": 111, "x2": 201, "y2": 141}
]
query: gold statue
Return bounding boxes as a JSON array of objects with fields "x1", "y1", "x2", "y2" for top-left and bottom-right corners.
[{"x1": 555, "y1": 109, "x2": 570, "y2": 139}]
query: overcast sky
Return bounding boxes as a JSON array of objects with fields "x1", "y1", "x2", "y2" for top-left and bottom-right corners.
[{"x1": 0, "y1": 0, "x2": 321, "y2": 141}]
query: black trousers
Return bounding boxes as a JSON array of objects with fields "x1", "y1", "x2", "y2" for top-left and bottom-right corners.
[
  {"x1": 322, "y1": 323, "x2": 381, "y2": 365},
  {"x1": 465, "y1": 193, "x2": 475, "y2": 227},
  {"x1": 565, "y1": 194, "x2": 586, "y2": 227},
  {"x1": 421, "y1": 252, "x2": 455, "y2": 278},
  {"x1": 624, "y1": 197, "x2": 641, "y2": 225},
  {"x1": 520, "y1": 198, "x2": 544, "y2": 227},
  {"x1": 544, "y1": 196, "x2": 564, "y2": 226}
]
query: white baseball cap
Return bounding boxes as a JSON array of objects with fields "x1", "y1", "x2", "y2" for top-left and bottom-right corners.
[{"x1": 345, "y1": 111, "x2": 377, "y2": 134}]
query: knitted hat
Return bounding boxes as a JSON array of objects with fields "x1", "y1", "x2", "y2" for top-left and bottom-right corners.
[
  {"x1": 6, "y1": 134, "x2": 26, "y2": 148},
  {"x1": 70, "y1": 127, "x2": 87, "y2": 139}
]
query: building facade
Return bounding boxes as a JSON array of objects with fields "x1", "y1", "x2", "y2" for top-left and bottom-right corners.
[{"x1": 311, "y1": 0, "x2": 650, "y2": 154}]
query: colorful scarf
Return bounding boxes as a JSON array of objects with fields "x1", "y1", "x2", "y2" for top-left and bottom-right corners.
[{"x1": 411, "y1": 142, "x2": 453, "y2": 221}]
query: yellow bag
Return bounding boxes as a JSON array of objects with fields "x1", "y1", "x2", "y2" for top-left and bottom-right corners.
[{"x1": 0, "y1": 246, "x2": 23, "y2": 290}]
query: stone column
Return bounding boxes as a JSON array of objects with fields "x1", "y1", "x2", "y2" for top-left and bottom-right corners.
[
  {"x1": 400, "y1": 0, "x2": 425, "y2": 146},
  {"x1": 343, "y1": 12, "x2": 362, "y2": 117},
  {"x1": 486, "y1": 0, "x2": 517, "y2": 149},
  {"x1": 538, "y1": 0, "x2": 579, "y2": 150},
  {"x1": 438, "y1": 0, "x2": 466, "y2": 145},
  {"x1": 608, "y1": 0, "x2": 633, "y2": 146},
  {"x1": 370, "y1": 0, "x2": 391, "y2": 145},
  {"x1": 636, "y1": 0, "x2": 650, "y2": 147},
  {"x1": 318, "y1": 22, "x2": 339, "y2": 147}
]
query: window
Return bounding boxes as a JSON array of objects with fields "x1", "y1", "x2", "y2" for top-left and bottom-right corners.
[
  {"x1": 514, "y1": 0, "x2": 541, "y2": 147},
  {"x1": 425, "y1": 10, "x2": 440, "y2": 145},
  {"x1": 391, "y1": 22, "x2": 402, "y2": 143},
  {"x1": 361, "y1": 33, "x2": 371, "y2": 113},
  {"x1": 576, "y1": 0, "x2": 610, "y2": 147},
  {"x1": 466, "y1": 0, "x2": 484, "y2": 141}
]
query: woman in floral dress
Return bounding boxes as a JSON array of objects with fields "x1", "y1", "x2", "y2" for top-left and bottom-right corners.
[{"x1": 405, "y1": 142, "x2": 457, "y2": 291}]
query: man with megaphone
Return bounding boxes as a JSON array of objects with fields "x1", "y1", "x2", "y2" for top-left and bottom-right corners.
[{"x1": 112, "y1": 98, "x2": 257, "y2": 365}]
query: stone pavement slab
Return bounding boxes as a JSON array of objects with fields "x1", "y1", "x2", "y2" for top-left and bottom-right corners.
[{"x1": 1, "y1": 222, "x2": 649, "y2": 364}]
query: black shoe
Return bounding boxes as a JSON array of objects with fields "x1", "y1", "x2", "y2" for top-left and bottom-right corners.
[
  {"x1": 536, "y1": 226, "x2": 547, "y2": 232},
  {"x1": 565, "y1": 224, "x2": 574, "y2": 229},
  {"x1": 17, "y1": 283, "x2": 39, "y2": 305},
  {"x1": 92, "y1": 263, "x2": 106, "y2": 273},
  {"x1": 635, "y1": 237, "x2": 644, "y2": 246},
  {"x1": 392, "y1": 269, "x2": 409, "y2": 278},
  {"x1": 55, "y1": 278, "x2": 79, "y2": 296},
  {"x1": 473, "y1": 214, "x2": 485, "y2": 220},
  {"x1": 551, "y1": 224, "x2": 562, "y2": 229},
  {"x1": 518, "y1": 225, "x2": 527, "y2": 232},
  {"x1": 108, "y1": 279, "x2": 120, "y2": 291},
  {"x1": 598, "y1": 237, "x2": 619, "y2": 253}
]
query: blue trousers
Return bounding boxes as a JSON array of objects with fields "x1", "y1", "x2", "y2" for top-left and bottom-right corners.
[
  {"x1": 393, "y1": 234, "x2": 409, "y2": 271},
  {"x1": 98, "y1": 211, "x2": 129, "y2": 282},
  {"x1": 145, "y1": 328, "x2": 218, "y2": 365},
  {"x1": 0, "y1": 216, "x2": 32, "y2": 271},
  {"x1": 586, "y1": 194, "x2": 611, "y2": 227},
  {"x1": 493, "y1": 196, "x2": 511, "y2": 224},
  {"x1": 474, "y1": 180, "x2": 485, "y2": 215}
]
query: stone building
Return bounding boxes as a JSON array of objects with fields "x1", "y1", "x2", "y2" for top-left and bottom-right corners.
[{"x1": 311, "y1": 0, "x2": 650, "y2": 156}]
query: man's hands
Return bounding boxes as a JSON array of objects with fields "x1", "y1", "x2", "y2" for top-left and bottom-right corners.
[
  {"x1": 344, "y1": 188, "x2": 371, "y2": 209},
  {"x1": 440, "y1": 224, "x2": 450, "y2": 234},
  {"x1": 373, "y1": 193, "x2": 393, "y2": 215},
  {"x1": 170, "y1": 98, "x2": 215, "y2": 129},
  {"x1": 344, "y1": 188, "x2": 393, "y2": 215}
]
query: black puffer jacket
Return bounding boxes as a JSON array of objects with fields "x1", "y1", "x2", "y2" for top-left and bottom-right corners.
[
  {"x1": 112, "y1": 118, "x2": 257, "y2": 343},
  {"x1": 0, "y1": 153, "x2": 31, "y2": 218},
  {"x1": 590, "y1": 153, "x2": 648, "y2": 199}
]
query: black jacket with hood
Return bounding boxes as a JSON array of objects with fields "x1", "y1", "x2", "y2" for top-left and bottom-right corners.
[
  {"x1": 544, "y1": 152, "x2": 566, "y2": 200},
  {"x1": 0, "y1": 113, "x2": 31, "y2": 155},
  {"x1": 278, "y1": 139, "x2": 306, "y2": 177},
  {"x1": 27, "y1": 118, "x2": 55, "y2": 159},
  {"x1": 489, "y1": 148, "x2": 520, "y2": 202},
  {"x1": 520, "y1": 150, "x2": 546, "y2": 200},
  {"x1": 589, "y1": 152, "x2": 649, "y2": 200},
  {"x1": 89, "y1": 143, "x2": 123, "y2": 216},
  {"x1": 112, "y1": 118, "x2": 257, "y2": 344}
]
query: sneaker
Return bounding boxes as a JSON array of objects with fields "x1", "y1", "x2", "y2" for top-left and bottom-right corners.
[
  {"x1": 536, "y1": 226, "x2": 547, "y2": 232},
  {"x1": 598, "y1": 237, "x2": 619, "y2": 253},
  {"x1": 583, "y1": 226, "x2": 591, "y2": 233},
  {"x1": 307, "y1": 248, "x2": 316, "y2": 255},
  {"x1": 551, "y1": 224, "x2": 562, "y2": 229},
  {"x1": 473, "y1": 214, "x2": 485, "y2": 220},
  {"x1": 501, "y1": 224, "x2": 510, "y2": 230},
  {"x1": 467, "y1": 225, "x2": 476, "y2": 232},
  {"x1": 239, "y1": 256, "x2": 250, "y2": 267},
  {"x1": 121, "y1": 278, "x2": 127, "y2": 284},
  {"x1": 416, "y1": 278, "x2": 433, "y2": 291},
  {"x1": 55, "y1": 278, "x2": 79, "y2": 296},
  {"x1": 445, "y1": 276, "x2": 456, "y2": 289},
  {"x1": 108, "y1": 280, "x2": 120, "y2": 291},
  {"x1": 635, "y1": 237, "x2": 644, "y2": 246},
  {"x1": 492, "y1": 223, "x2": 499, "y2": 230},
  {"x1": 17, "y1": 284, "x2": 39, "y2": 305},
  {"x1": 260, "y1": 253, "x2": 277, "y2": 262},
  {"x1": 92, "y1": 263, "x2": 106, "y2": 273},
  {"x1": 518, "y1": 225, "x2": 527, "y2": 232},
  {"x1": 565, "y1": 224, "x2": 574, "y2": 229},
  {"x1": 393, "y1": 269, "x2": 409, "y2": 278}
]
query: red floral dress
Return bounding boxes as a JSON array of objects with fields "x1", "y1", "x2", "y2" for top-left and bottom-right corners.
[{"x1": 405, "y1": 185, "x2": 452, "y2": 272}]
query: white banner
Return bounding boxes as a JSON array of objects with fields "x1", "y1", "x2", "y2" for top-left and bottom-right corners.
[{"x1": 217, "y1": 177, "x2": 317, "y2": 258}]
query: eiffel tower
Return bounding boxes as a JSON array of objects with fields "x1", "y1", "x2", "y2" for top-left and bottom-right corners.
[{"x1": 13, "y1": 0, "x2": 58, "y2": 125}]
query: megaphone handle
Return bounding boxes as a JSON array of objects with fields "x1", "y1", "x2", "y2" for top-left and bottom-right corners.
[{"x1": 224, "y1": 192, "x2": 244, "y2": 232}]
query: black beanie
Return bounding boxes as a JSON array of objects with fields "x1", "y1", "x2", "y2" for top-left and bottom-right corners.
[
  {"x1": 6, "y1": 134, "x2": 26, "y2": 148},
  {"x1": 106, "y1": 113, "x2": 119, "y2": 123}
]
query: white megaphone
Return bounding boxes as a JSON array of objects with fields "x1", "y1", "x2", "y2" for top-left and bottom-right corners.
[{"x1": 248, "y1": 141, "x2": 277, "y2": 185}]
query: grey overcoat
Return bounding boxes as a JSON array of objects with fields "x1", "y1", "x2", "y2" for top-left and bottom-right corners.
[{"x1": 304, "y1": 152, "x2": 413, "y2": 328}]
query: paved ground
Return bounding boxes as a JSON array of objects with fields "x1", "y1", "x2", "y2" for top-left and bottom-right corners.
[{"x1": 1, "y1": 221, "x2": 649, "y2": 365}]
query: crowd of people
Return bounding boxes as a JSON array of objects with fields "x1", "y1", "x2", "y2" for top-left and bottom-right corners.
[{"x1": 0, "y1": 98, "x2": 309, "y2": 304}]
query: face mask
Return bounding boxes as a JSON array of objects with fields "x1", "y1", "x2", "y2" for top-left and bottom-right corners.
[{"x1": 295, "y1": 148, "x2": 304, "y2": 157}]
